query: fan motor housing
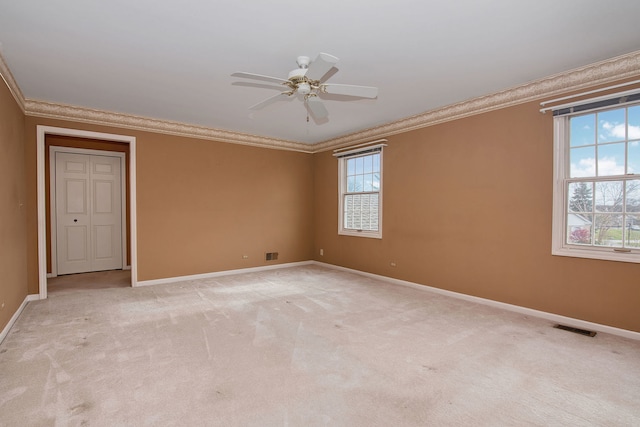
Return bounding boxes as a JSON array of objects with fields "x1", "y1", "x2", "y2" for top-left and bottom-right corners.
[{"x1": 296, "y1": 56, "x2": 310, "y2": 68}]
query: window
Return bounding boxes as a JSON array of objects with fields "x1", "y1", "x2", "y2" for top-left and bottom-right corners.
[
  {"x1": 552, "y1": 100, "x2": 640, "y2": 263},
  {"x1": 336, "y1": 145, "x2": 384, "y2": 238}
]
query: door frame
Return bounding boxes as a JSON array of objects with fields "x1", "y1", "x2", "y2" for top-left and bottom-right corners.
[
  {"x1": 37, "y1": 126, "x2": 138, "y2": 298},
  {"x1": 49, "y1": 147, "x2": 127, "y2": 278}
]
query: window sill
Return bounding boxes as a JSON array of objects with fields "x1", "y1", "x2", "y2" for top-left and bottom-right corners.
[
  {"x1": 339, "y1": 229, "x2": 382, "y2": 239},
  {"x1": 552, "y1": 246, "x2": 640, "y2": 263}
]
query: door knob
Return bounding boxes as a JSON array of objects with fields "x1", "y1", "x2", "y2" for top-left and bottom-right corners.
[{"x1": 74, "y1": 219, "x2": 78, "y2": 223}]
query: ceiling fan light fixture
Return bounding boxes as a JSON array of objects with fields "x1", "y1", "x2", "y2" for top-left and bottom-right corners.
[{"x1": 297, "y1": 82, "x2": 311, "y2": 95}]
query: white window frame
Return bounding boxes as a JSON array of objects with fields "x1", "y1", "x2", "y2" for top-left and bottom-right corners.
[
  {"x1": 335, "y1": 144, "x2": 385, "y2": 239},
  {"x1": 551, "y1": 100, "x2": 640, "y2": 263}
]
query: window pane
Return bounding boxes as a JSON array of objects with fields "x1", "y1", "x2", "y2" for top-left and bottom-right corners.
[
  {"x1": 355, "y1": 175, "x2": 364, "y2": 192},
  {"x1": 370, "y1": 194, "x2": 380, "y2": 231},
  {"x1": 570, "y1": 146, "x2": 595, "y2": 177},
  {"x1": 372, "y1": 172, "x2": 380, "y2": 190},
  {"x1": 598, "y1": 108, "x2": 626, "y2": 143},
  {"x1": 363, "y1": 173, "x2": 373, "y2": 191},
  {"x1": 347, "y1": 176, "x2": 356, "y2": 192},
  {"x1": 372, "y1": 153, "x2": 380, "y2": 173},
  {"x1": 626, "y1": 214, "x2": 640, "y2": 248},
  {"x1": 355, "y1": 157, "x2": 364, "y2": 175},
  {"x1": 629, "y1": 141, "x2": 640, "y2": 174},
  {"x1": 363, "y1": 155, "x2": 373, "y2": 174},
  {"x1": 567, "y1": 213, "x2": 592, "y2": 245},
  {"x1": 347, "y1": 158, "x2": 356, "y2": 175},
  {"x1": 593, "y1": 214, "x2": 623, "y2": 247},
  {"x1": 344, "y1": 195, "x2": 354, "y2": 228},
  {"x1": 568, "y1": 182, "x2": 593, "y2": 213},
  {"x1": 595, "y1": 181, "x2": 623, "y2": 212},
  {"x1": 597, "y1": 143, "x2": 625, "y2": 176},
  {"x1": 570, "y1": 114, "x2": 595, "y2": 147},
  {"x1": 627, "y1": 180, "x2": 640, "y2": 212},
  {"x1": 361, "y1": 195, "x2": 371, "y2": 230},
  {"x1": 629, "y1": 105, "x2": 640, "y2": 141}
]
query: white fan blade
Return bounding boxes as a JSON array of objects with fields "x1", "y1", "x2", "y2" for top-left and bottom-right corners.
[
  {"x1": 306, "y1": 96, "x2": 328, "y2": 119},
  {"x1": 322, "y1": 83, "x2": 378, "y2": 98},
  {"x1": 249, "y1": 93, "x2": 290, "y2": 111},
  {"x1": 306, "y1": 53, "x2": 339, "y2": 81},
  {"x1": 232, "y1": 81, "x2": 287, "y2": 91},
  {"x1": 232, "y1": 72, "x2": 289, "y2": 85}
]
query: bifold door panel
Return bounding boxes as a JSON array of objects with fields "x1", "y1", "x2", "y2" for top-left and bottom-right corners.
[{"x1": 55, "y1": 152, "x2": 123, "y2": 275}]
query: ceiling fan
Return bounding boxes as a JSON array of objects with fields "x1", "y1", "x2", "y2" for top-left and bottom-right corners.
[{"x1": 231, "y1": 53, "x2": 378, "y2": 120}]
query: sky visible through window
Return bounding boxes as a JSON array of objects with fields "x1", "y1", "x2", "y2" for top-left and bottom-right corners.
[
  {"x1": 346, "y1": 153, "x2": 380, "y2": 192},
  {"x1": 570, "y1": 105, "x2": 640, "y2": 177}
]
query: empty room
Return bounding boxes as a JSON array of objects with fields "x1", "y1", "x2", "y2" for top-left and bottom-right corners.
[{"x1": 1, "y1": 1, "x2": 640, "y2": 425}]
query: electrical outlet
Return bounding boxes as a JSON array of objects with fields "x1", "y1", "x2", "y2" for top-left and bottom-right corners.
[
  {"x1": 242, "y1": 255, "x2": 249, "y2": 259},
  {"x1": 390, "y1": 261, "x2": 397, "y2": 267},
  {"x1": 1, "y1": 301, "x2": 4, "y2": 310},
  {"x1": 320, "y1": 249, "x2": 324, "y2": 256}
]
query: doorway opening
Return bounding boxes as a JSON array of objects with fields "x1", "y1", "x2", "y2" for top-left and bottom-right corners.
[
  {"x1": 47, "y1": 270, "x2": 132, "y2": 294},
  {"x1": 37, "y1": 126, "x2": 137, "y2": 298}
]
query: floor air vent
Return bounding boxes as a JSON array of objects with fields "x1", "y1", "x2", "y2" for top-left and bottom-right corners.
[{"x1": 554, "y1": 324, "x2": 596, "y2": 337}]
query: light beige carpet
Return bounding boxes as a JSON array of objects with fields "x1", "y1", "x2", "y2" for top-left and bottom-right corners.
[{"x1": 1, "y1": 265, "x2": 639, "y2": 426}]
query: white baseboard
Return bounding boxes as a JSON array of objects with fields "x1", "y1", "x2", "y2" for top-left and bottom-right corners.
[
  {"x1": 135, "y1": 261, "x2": 315, "y2": 287},
  {"x1": 0, "y1": 294, "x2": 39, "y2": 345},
  {"x1": 313, "y1": 261, "x2": 640, "y2": 341}
]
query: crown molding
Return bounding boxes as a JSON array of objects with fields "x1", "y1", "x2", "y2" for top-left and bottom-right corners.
[
  {"x1": 0, "y1": 53, "x2": 26, "y2": 113},
  {"x1": 4, "y1": 49, "x2": 639, "y2": 153},
  {"x1": 23, "y1": 100, "x2": 314, "y2": 153},
  {"x1": 313, "y1": 50, "x2": 640, "y2": 152}
]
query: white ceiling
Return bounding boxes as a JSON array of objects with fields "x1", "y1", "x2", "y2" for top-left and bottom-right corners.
[{"x1": 1, "y1": 0, "x2": 640, "y2": 145}]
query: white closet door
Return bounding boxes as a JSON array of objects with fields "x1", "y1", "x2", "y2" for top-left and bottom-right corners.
[{"x1": 56, "y1": 152, "x2": 122, "y2": 275}]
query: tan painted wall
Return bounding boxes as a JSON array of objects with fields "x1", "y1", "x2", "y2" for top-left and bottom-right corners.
[
  {"x1": 314, "y1": 100, "x2": 640, "y2": 332},
  {"x1": 24, "y1": 117, "x2": 315, "y2": 290},
  {"x1": 134, "y1": 132, "x2": 314, "y2": 281},
  {"x1": 0, "y1": 83, "x2": 28, "y2": 333}
]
